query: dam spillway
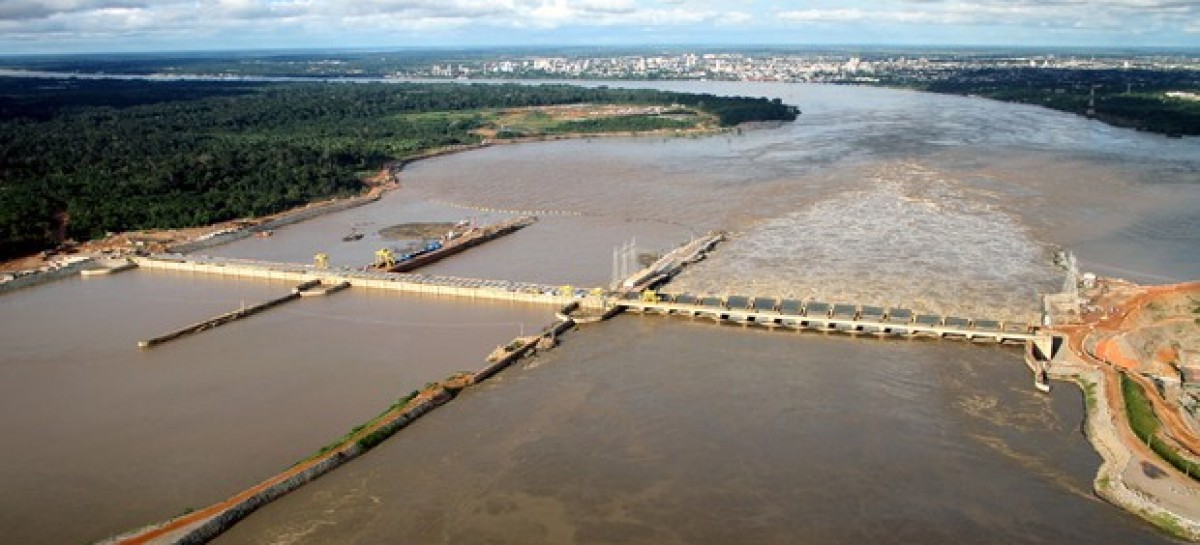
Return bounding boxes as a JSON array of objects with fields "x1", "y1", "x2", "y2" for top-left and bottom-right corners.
[{"x1": 618, "y1": 293, "x2": 1040, "y2": 344}]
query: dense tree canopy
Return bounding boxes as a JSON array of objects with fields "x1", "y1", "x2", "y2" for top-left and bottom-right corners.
[
  {"x1": 0, "y1": 78, "x2": 798, "y2": 258},
  {"x1": 911, "y1": 68, "x2": 1200, "y2": 136}
]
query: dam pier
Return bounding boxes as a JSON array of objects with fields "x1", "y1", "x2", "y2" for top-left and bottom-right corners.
[
  {"x1": 137, "y1": 279, "x2": 349, "y2": 349},
  {"x1": 129, "y1": 227, "x2": 1056, "y2": 359},
  {"x1": 618, "y1": 293, "x2": 1038, "y2": 343},
  {"x1": 97, "y1": 226, "x2": 1070, "y2": 545}
]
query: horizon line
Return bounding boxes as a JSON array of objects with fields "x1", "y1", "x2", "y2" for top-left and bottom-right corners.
[{"x1": 3, "y1": 43, "x2": 1200, "y2": 60}]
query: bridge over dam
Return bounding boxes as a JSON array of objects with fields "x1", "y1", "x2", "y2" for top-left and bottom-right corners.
[
  {"x1": 609, "y1": 289, "x2": 1057, "y2": 391},
  {"x1": 615, "y1": 292, "x2": 1040, "y2": 344}
]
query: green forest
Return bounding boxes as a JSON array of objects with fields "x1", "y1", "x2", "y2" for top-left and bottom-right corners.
[
  {"x1": 907, "y1": 68, "x2": 1200, "y2": 136},
  {"x1": 0, "y1": 78, "x2": 798, "y2": 259}
]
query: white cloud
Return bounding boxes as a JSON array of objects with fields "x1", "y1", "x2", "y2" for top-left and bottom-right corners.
[
  {"x1": 0, "y1": 0, "x2": 1196, "y2": 49},
  {"x1": 212, "y1": 0, "x2": 312, "y2": 19},
  {"x1": 578, "y1": 0, "x2": 638, "y2": 14},
  {"x1": 0, "y1": 0, "x2": 148, "y2": 21},
  {"x1": 777, "y1": 8, "x2": 867, "y2": 23},
  {"x1": 0, "y1": 0, "x2": 752, "y2": 28},
  {"x1": 777, "y1": 0, "x2": 1200, "y2": 31},
  {"x1": 718, "y1": 10, "x2": 752, "y2": 25}
]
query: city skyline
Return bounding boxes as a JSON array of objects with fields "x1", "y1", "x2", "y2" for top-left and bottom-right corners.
[{"x1": 2, "y1": 0, "x2": 1199, "y2": 55}]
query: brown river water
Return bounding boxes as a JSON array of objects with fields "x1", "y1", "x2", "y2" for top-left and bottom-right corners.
[
  {"x1": 0, "y1": 273, "x2": 554, "y2": 544},
  {"x1": 3, "y1": 81, "x2": 1198, "y2": 543},
  {"x1": 220, "y1": 318, "x2": 1164, "y2": 545}
]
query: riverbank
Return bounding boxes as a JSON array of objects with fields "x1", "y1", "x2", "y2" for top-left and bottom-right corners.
[
  {"x1": 0, "y1": 113, "x2": 737, "y2": 288},
  {"x1": 3, "y1": 75, "x2": 802, "y2": 271},
  {"x1": 888, "y1": 84, "x2": 1200, "y2": 138},
  {"x1": 1057, "y1": 365, "x2": 1200, "y2": 541},
  {"x1": 1051, "y1": 278, "x2": 1200, "y2": 541}
]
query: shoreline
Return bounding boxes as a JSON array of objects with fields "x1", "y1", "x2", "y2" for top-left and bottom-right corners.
[
  {"x1": 6, "y1": 87, "x2": 1198, "y2": 540},
  {"x1": 873, "y1": 83, "x2": 1198, "y2": 139},
  {"x1": 1063, "y1": 368, "x2": 1200, "y2": 541},
  {"x1": 1050, "y1": 279, "x2": 1200, "y2": 541},
  {"x1": 0, "y1": 121, "x2": 731, "y2": 290},
  {"x1": 1, "y1": 67, "x2": 1189, "y2": 138}
]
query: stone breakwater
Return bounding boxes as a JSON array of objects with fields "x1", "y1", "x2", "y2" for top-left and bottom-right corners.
[
  {"x1": 1053, "y1": 366, "x2": 1200, "y2": 541},
  {"x1": 0, "y1": 257, "x2": 101, "y2": 295},
  {"x1": 99, "y1": 313, "x2": 576, "y2": 545}
]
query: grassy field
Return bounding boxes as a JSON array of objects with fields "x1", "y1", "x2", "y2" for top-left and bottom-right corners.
[
  {"x1": 395, "y1": 104, "x2": 712, "y2": 140},
  {"x1": 1121, "y1": 373, "x2": 1200, "y2": 481}
]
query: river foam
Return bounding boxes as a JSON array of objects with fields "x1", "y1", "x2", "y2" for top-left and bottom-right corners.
[{"x1": 671, "y1": 160, "x2": 1063, "y2": 322}]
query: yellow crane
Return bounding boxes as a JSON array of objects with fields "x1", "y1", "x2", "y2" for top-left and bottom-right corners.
[{"x1": 374, "y1": 248, "x2": 396, "y2": 269}]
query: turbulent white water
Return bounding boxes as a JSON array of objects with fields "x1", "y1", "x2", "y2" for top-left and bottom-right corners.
[
  {"x1": 11, "y1": 79, "x2": 1196, "y2": 545},
  {"x1": 220, "y1": 80, "x2": 1199, "y2": 320},
  {"x1": 671, "y1": 160, "x2": 1063, "y2": 322}
]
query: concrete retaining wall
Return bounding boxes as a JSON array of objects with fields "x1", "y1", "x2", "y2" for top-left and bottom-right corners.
[
  {"x1": 99, "y1": 392, "x2": 447, "y2": 545},
  {"x1": 138, "y1": 291, "x2": 303, "y2": 349},
  {"x1": 472, "y1": 318, "x2": 574, "y2": 384},
  {"x1": 172, "y1": 395, "x2": 444, "y2": 545},
  {"x1": 133, "y1": 257, "x2": 577, "y2": 307},
  {"x1": 103, "y1": 316, "x2": 575, "y2": 545},
  {"x1": 0, "y1": 258, "x2": 100, "y2": 295},
  {"x1": 80, "y1": 260, "x2": 138, "y2": 277}
]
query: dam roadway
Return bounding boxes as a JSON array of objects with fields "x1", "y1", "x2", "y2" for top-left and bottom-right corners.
[
  {"x1": 618, "y1": 293, "x2": 1040, "y2": 344},
  {"x1": 133, "y1": 254, "x2": 583, "y2": 306},
  {"x1": 132, "y1": 233, "x2": 1048, "y2": 350}
]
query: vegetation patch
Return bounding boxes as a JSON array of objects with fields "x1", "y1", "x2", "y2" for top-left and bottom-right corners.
[
  {"x1": 1144, "y1": 510, "x2": 1192, "y2": 542},
  {"x1": 0, "y1": 78, "x2": 797, "y2": 258},
  {"x1": 1121, "y1": 373, "x2": 1200, "y2": 481},
  {"x1": 297, "y1": 389, "x2": 420, "y2": 465},
  {"x1": 378, "y1": 222, "x2": 456, "y2": 240},
  {"x1": 355, "y1": 427, "x2": 393, "y2": 451},
  {"x1": 911, "y1": 68, "x2": 1200, "y2": 136},
  {"x1": 482, "y1": 104, "x2": 710, "y2": 137},
  {"x1": 1080, "y1": 378, "x2": 1098, "y2": 408},
  {"x1": 354, "y1": 388, "x2": 427, "y2": 450},
  {"x1": 542, "y1": 114, "x2": 696, "y2": 134}
]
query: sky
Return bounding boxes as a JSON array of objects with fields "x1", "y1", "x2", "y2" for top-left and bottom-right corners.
[{"x1": 1, "y1": 0, "x2": 1199, "y2": 54}]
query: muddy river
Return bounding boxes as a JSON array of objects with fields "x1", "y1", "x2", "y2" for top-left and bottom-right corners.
[{"x1": 2, "y1": 81, "x2": 1197, "y2": 543}]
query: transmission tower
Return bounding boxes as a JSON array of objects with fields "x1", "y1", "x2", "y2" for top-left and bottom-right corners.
[{"x1": 610, "y1": 238, "x2": 637, "y2": 290}]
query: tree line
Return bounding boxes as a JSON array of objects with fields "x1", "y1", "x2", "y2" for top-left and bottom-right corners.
[
  {"x1": 0, "y1": 78, "x2": 798, "y2": 258},
  {"x1": 908, "y1": 68, "x2": 1200, "y2": 136}
]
